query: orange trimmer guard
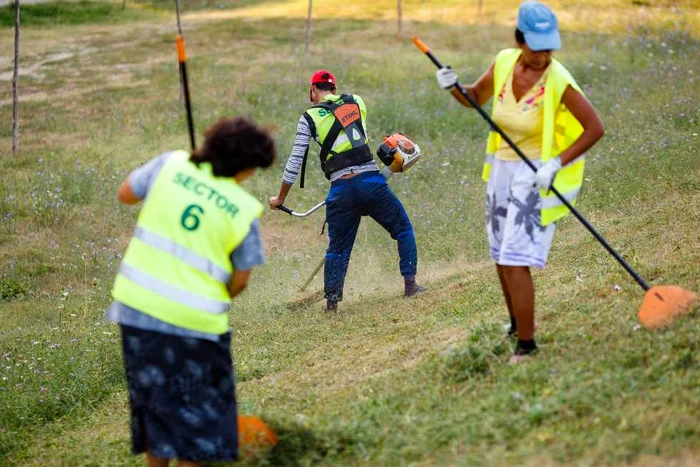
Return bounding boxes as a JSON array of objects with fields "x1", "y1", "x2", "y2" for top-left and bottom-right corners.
[
  {"x1": 638, "y1": 285, "x2": 698, "y2": 330},
  {"x1": 238, "y1": 415, "x2": 278, "y2": 455}
]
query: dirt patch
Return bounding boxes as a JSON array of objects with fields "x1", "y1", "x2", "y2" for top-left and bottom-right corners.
[
  {"x1": 0, "y1": 79, "x2": 150, "y2": 107},
  {"x1": 0, "y1": 52, "x2": 75, "y2": 81}
]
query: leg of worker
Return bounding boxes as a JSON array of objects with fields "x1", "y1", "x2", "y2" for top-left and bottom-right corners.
[
  {"x1": 496, "y1": 161, "x2": 556, "y2": 356},
  {"x1": 177, "y1": 460, "x2": 202, "y2": 467},
  {"x1": 324, "y1": 182, "x2": 362, "y2": 304},
  {"x1": 496, "y1": 264, "x2": 517, "y2": 334},
  {"x1": 486, "y1": 161, "x2": 513, "y2": 332},
  {"x1": 146, "y1": 452, "x2": 170, "y2": 467},
  {"x1": 501, "y1": 265, "x2": 535, "y2": 341},
  {"x1": 362, "y1": 177, "x2": 418, "y2": 283},
  {"x1": 121, "y1": 326, "x2": 169, "y2": 465}
]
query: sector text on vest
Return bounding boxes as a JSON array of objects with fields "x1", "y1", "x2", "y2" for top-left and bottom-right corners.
[{"x1": 173, "y1": 172, "x2": 240, "y2": 219}]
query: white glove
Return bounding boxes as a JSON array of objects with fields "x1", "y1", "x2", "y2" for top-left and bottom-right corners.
[
  {"x1": 436, "y1": 67, "x2": 458, "y2": 89},
  {"x1": 534, "y1": 157, "x2": 562, "y2": 191}
]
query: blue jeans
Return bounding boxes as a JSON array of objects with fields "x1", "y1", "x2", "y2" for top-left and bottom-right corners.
[{"x1": 324, "y1": 171, "x2": 417, "y2": 302}]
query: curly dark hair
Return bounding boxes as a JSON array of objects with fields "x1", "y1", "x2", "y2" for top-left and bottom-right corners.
[
  {"x1": 515, "y1": 28, "x2": 526, "y2": 45},
  {"x1": 190, "y1": 117, "x2": 275, "y2": 177}
]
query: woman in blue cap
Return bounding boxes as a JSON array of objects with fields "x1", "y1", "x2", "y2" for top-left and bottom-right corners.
[{"x1": 435, "y1": 1, "x2": 605, "y2": 362}]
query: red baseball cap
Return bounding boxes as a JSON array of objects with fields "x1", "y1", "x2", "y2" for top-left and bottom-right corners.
[{"x1": 310, "y1": 70, "x2": 336, "y2": 86}]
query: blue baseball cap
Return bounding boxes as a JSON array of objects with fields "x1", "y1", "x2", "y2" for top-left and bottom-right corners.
[{"x1": 517, "y1": 1, "x2": 561, "y2": 51}]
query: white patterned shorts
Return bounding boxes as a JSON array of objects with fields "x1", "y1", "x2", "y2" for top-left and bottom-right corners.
[{"x1": 486, "y1": 158, "x2": 556, "y2": 268}]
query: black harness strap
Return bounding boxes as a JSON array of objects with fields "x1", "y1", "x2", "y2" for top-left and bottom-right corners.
[
  {"x1": 316, "y1": 99, "x2": 345, "y2": 169},
  {"x1": 299, "y1": 146, "x2": 309, "y2": 189},
  {"x1": 299, "y1": 112, "x2": 317, "y2": 189}
]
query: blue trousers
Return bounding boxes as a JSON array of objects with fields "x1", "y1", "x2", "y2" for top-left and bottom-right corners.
[{"x1": 324, "y1": 171, "x2": 417, "y2": 302}]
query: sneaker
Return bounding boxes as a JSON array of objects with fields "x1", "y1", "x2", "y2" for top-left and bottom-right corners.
[
  {"x1": 404, "y1": 281, "x2": 426, "y2": 297},
  {"x1": 510, "y1": 339, "x2": 538, "y2": 364},
  {"x1": 324, "y1": 300, "x2": 338, "y2": 312}
]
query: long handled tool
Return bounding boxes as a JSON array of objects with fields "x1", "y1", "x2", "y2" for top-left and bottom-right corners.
[
  {"x1": 412, "y1": 36, "x2": 697, "y2": 330},
  {"x1": 278, "y1": 197, "x2": 328, "y2": 292},
  {"x1": 278, "y1": 200, "x2": 326, "y2": 217},
  {"x1": 277, "y1": 201, "x2": 326, "y2": 291},
  {"x1": 174, "y1": 0, "x2": 196, "y2": 151},
  {"x1": 172, "y1": 1, "x2": 277, "y2": 451}
]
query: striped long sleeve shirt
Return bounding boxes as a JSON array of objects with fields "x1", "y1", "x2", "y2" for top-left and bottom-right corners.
[{"x1": 282, "y1": 115, "x2": 379, "y2": 185}]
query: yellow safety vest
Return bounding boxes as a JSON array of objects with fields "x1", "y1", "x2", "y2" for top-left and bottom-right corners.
[
  {"x1": 482, "y1": 48, "x2": 586, "y2": 225},
  {"x1": 112, "y1": 150, "x2": 263, "y2": 334},
  {"x1": 303, "y1": 94, "x2": 373, "y2": 179}
]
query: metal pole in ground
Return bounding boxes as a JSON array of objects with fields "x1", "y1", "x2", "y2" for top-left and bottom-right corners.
[
  {"x1": 305, "y1": 0, "x2": 312, "y2": 54},
  {"x1": 397, "y1": 0, "x2": 402, "y2": 36},
  {"x1": 12, "y1": 0, "x2": 20, "y2": 155}
]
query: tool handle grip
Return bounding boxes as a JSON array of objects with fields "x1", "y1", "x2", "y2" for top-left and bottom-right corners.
[
  {"x1": 277, "y1": 205, "x2": 293, "y2": 215},
  {"x1": 176, "y1": 35, "x2": 186, "y2": 63},
  {"x1": 412, "y1": 36, "x2": 443, "y2": 69},
  {"x1": 412, "y1": 36, "x2": 430, "y2": 54}
]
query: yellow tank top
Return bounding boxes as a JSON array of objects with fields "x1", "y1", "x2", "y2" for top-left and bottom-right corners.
[{"x1": 492, "y1": 66, "x2": 550, "y2": 161}]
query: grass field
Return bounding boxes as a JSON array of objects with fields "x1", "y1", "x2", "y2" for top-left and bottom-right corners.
[{"x1": 1, "y1": 0, "x2": 699, "y2": 465}]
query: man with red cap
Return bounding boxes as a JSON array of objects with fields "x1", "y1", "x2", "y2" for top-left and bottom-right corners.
[{"x1": 269, "y1": 70, "x2": 425, "y2": 311}]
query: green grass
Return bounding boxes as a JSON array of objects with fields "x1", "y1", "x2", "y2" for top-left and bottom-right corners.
[
  {"x1": 133, "y1": 0, "x2": 289, "y2": 11},
  {"x1": 0, "y1": 1, "x2": 156, "y2": 27},
  {"x1": 1, "y1": 0, "x2": 699, "y2": 464}
]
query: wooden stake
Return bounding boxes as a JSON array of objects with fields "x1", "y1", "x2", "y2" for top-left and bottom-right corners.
[
  {"x1": 12, "y1": 0, "x2": 20, "y2": 156},
  {"x1": 305, "y1": 0, "x2": 312, "y2": 54}
]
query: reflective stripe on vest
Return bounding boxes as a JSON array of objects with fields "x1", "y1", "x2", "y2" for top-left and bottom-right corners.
[
  {"x1": 482, "y1": 49, "x2": 587, "y2": 226},
  {"x1": 112, "y1": 150, "x2": 263, "y2": 334},
  {"x1": 331, "y1": 133, "x2": 351, "y2": 153},
  {"x1": 133, "y1": 226, "x2": 231, "y2": 283},
  {"x1": 119, "y1": 263, "x2": 230, "y2": 314},
  {"x1": 541, "y1": 185, "x2": 581, "y2": 209}
]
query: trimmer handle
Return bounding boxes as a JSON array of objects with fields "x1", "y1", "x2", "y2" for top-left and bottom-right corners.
[
  {"x1": 277, "y1": 205, "x2": 294, "y2": 215},
  {"x1": 275, "y1": 170, "x2": 394, "y2": 217},
  {"x1": 275, "y1": 201, "x2": 326, "y2": 217}
]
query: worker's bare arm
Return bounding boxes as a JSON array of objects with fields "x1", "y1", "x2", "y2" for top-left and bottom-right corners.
[
  {"x1": 450, "y1": 62, "x2": 495, "y2": 108},
  {"x1": 228, "y1": 269, "x2": 252, "y2": 298},
  {"x1": 269, "y1": 182, "x2": 292, "y2": 209}
]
